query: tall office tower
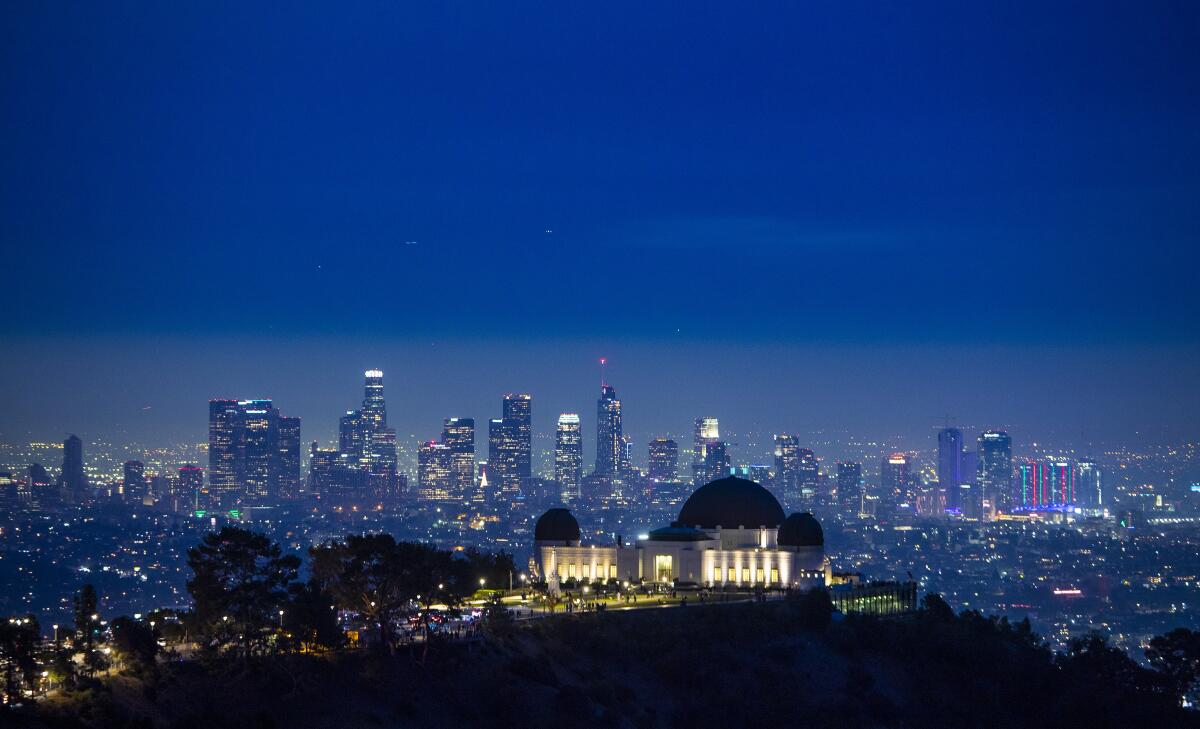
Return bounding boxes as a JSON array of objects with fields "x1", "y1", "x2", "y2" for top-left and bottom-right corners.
[
  {"x1": 797, "y1": 448, "x2": 819, "y2": 498},
  {"x1": 881, "y1": 453, "x2": 911, "y2": 506},
  {"x1": 417, "y1": 441, "x2": 453, "y2": 501},
  {"x1": 836, "y1": 461, "x2": 863, "y2": 511},
  {"x1": 977, "y1": 430, "x2": 1013, "y2": 515},
  {"x1": 278, "y1": 416, "x2": 302, "y2": 498},
  {"x1": 648, "y1": 437, "x2": 679, "y2": 483},
  {"x1": 441, "y1": 417, "x2": 476, "y2": 501},
  {"x1": 122, "y1": 460, "x2": 146, "y2": 502},
  {"x1": 692, "y1": 417, "x2": 720, "y2": 485},
  {"x1": 209, "y1": 399, "x2": 242, "y2": 496},
  {"x1": 773, "y1": 435, "x2": 800, "y2": 497},
  {"x1": 177, "y1": 465, "x2": 203, "y2": 512},
  {"x1": 1017, "y1": 461, "x2": 1049, "y2": 508},
  {"x1": 58, "y1": 434, "x2": 88, "y2": 502},
  {"x1": 594, "y1": 385, "x2": 623, "y2": 478},
  {"x1": 337, "y1": 370, "x2": 398, "y2": 490},
  {"x1": 555, "y1": 414, "x2": 583, "y2": 503},
  {"x1": 1076, "y1": 459, "x2": 1103, "y2": 508},
  {"x1": 239, "y1": 400, "x2": 280, "y2": 500},
  {"x1": 492, "y1": 394, "x2": 532, "y2": 498},
  {"x1": 703, "y1": 440, "x2": 730, "y2": 482},
  {"x1": 368, "y1": 427, "x2": 398, "y2": 488},
  {"x1": 937, "y1": 428, "x2": 964, "y2": 512},
  {"x1": 1048, "y1": 460, "x2": 1075, "y2": 506},
  {"x1": 362, "y1": 369, "x2": 387, "y2": 429},
  {"x1": 338, "y1": 410, "x2": 367, "y2": 464}
]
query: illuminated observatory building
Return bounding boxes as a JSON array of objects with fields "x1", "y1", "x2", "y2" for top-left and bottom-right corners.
[{"x1": 534, "y1": 476, "x2": 829, "y2": 591}]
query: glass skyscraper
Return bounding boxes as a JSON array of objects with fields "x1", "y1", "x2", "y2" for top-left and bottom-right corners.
[
  {"x1": 595, "y1": 385, "x2": 623, "y2": 478},
  {"x1": 441, "y1": 417, "x2": 476, "y2": 501},
  {"x1": 977, "y1": 430, "x2": 1013, "y2": 516},
  {"x1": 937, "y1": 427, "x2": 964, "y2": 512},
  {"x1": 555, "y1": 414, "x2": 583, "y2": 503},
  {"x1": 648, "y1": 437, "x2": 679, "y2": 483}
]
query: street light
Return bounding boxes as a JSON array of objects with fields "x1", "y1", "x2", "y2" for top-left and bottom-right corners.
[
  {"x1": 52, "y1": 624, "x2": 59, "y2": 643},
  {"x1": 278, "y1": 610, "x2": 285, "y2": 628}
]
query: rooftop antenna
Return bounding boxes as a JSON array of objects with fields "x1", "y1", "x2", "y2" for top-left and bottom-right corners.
[{"x1": 599, "y1": 357, "x2": 607, "y2": 387}]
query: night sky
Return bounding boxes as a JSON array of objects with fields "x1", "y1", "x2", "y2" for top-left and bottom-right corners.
[{"x1": 2, "y1": 3, "x2": 1198, "y2": 454}]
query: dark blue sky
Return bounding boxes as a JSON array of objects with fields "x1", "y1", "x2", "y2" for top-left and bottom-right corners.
[{"x1": 2, "y1": 3, "x2": 1198, "y2": 451}]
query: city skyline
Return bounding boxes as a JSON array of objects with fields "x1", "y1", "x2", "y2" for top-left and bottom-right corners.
[{"x1": 3, "y1": 3, "x2": 1199, "y2": 452}]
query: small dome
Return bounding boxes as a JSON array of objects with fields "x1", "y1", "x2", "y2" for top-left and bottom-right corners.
[
  {"x1": 778, "y1": 512, "x2": 824, "y2": 547},
  {"x1": 534, "y1": 508, "x2": 580, "y2": 542},
  {"x1": 678, "y1": 476, "x2": 785, "y2": 529}
]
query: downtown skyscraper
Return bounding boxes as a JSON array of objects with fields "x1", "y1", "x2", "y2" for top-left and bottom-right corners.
[
  {"x1": 555, "y1": 414, "x2": 583, "y2": 503},
  {"x1": 648, "y1": 437, "x2": 679, "y2": 483},
  {"x1": 594, "y1": 384, "x2": 623, "y2": 478},
  {"x1": 692, "y1": 417, "x2": 720, "y2": 486},
  {"x1": 338, "y1": 370, "x2": 398, "y2": 491},
  {"x1": 441, "y1": 417, "x2": 476, "y2": 502},
  {"x1": 938, "y1": 427, "x2": 964, "y2": 513},
  {"x1": 489, "y1": 394, "x2": 532, "y2": 500},
  {"x1": 773, "y1": 434, "x2": 800, "y2": 498},
  {"x1": 207, "y1": 398, "x2": 301, "y2": 505},
  {"x1": 977, "y1": 430, "x2": 1013, "y2": 517}
]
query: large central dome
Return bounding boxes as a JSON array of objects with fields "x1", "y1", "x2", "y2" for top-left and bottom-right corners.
[{"x1": 677, "y1": 476, "x2": 786, "y2": 529}]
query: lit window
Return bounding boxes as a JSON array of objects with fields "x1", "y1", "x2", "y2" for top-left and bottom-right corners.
[
  {"x1": 609, "y1": 564, "x2": 617, "y2": 579},
  {"x1": 727, "y1": 567, "x2": 736, "y2": 582},
  {"x1": 655, "y1": 555, "x2": 673, "y2": 582},
  {"x1": 741, "y1": 567, "x2": 750, "y2": 583},
  {"x1": 568, "y1": 564, "x2": 576, "y2": 578},
  {"x1": 770, "y1": 567, "x2": 779, "y2": 584},
  {"x1": 756, "y1": 567, "x2": 764, "y2": 584},
  {"x1": 712, "y1": 566, "x2": 720, "y2": 582},
  {"x1": 558, "y1": 563, "x2": 567, "y2": 579}
]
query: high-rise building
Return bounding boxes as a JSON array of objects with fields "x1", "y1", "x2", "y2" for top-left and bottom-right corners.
[
  {"x1": 278, "y1": 415, "x2": 302, "y2": 498},
  {"x1": 441, "y1": 417, "x2": 476, "y2": 501},
  {"x1": 362, "y1": 369, "x2": 387, "y2": 429},
  {"x1": 1076, "y1": 459, "x2": 1103, "y2": 508},
  {"x1": 648, "y1": 437, "x2": 679, "y2": 483},
  {"x1": 1017, "y1": 460, "x2": 1049, "y2": 508},
  {"x1": 207, "y1": 398, "x2": 298, "y2": 504},
  {"x1": 797, "y1": 448, "x2": 819, "y2": 499},
  {"x1": 491, "y1": 394, "x2": 532, "y2": 498},
  {"x1": 881, "y1": 453, "x2": 912, "y2": 507},
  {"x1": 338, "y1": 410, "x2": 367, "y2": 464},
  {"x1": 595, "y1": 385, "x2": 623, "y2": 478},
  {"x1": 239, "y1": 400, "x2": 279, "y2": 500},
  {"x1": 1048, "y1": 460, "x2": 1075, "y2": 506},
  {"x1": 977, "y1": 430, "x2": 1013, "y2": 516},
  {"x1": 555, "y1": 414, "x2": 583, "y2": 503},
  {"x1": 208, "y1": 399, "x2": 242, "y2": 497},
  {"x1": 177, "y1": 465, "x2": 203, "y2": 512},
  {"x1": 336, "y1": 370, "x2": 398, "y2": 491},
  {"x1": 692, "y1": 417, "x2": 719, "y2": 486},
  {"x1": 836, "y1": 461, "x2": 863, "y2": 511},
  {"x1": 122, "y1": 460, "x2": 145, "y2": 502},
  {"x1": 417, "y1": 440, "x2": 453, "y2": 501},
  {"x1": 59, "y1": 434, "x2": 87, "y2": 502},
  {"x1": 773, "y1": 435, "x2": 800, "y2": 497},
  {"x1": 937, "y1": 428, "x2": 964, "y2": 513},
  {"x1": 703, "y1": 440, "x2": 730, "y2": 482}
]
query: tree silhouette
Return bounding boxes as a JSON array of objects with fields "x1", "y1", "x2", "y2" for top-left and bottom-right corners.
[
  {"x1": 110, "y1": 616, "x2": 158, "y2": 676},
  {"x1": 186, "y1": 527, "x2": 300, "y2": 659},
  {"x1": 1147, "y1": 628, "x2": 1200, "y2": 706},
  {"x1": 0, "y1": 614, "x2": 40, "y2": 704},
  {"x1": 72, "y1": 584, "x2": 105, "y2": 677}
]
